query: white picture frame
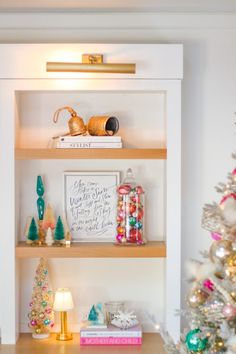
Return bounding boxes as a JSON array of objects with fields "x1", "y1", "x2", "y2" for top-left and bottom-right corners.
[{"x1": 63, "y1": 171, "x2": 120, "y2": 242}]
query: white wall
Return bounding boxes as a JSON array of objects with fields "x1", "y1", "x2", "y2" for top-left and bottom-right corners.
[{"x1": 0, "y1": 11, "x2": 235, "y2": 330}]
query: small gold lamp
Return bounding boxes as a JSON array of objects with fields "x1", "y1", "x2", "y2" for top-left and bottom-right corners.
[{"x1": 53, "y1": 288, "x2": 74, "y2": 341}]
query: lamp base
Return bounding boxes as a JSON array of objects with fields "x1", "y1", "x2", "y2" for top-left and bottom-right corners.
[{"x1": 56, "y1": 332, "x2": 73, "y2": 341}]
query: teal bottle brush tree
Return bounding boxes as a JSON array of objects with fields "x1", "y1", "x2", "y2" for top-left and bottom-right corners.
[
  {"x1": 36, "y1": 175, "x2": 46, "y2": 244},
  {"x1": 54, "y1": 216, "x2": 65, "y2": 245},
  {"x1": 27, "y1": 217, "x2": 39, "y2": 245}
]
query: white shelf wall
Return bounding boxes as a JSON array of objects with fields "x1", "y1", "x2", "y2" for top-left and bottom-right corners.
[{"x1": 0, "y1": 44, "x2": 182, "y2": 344}]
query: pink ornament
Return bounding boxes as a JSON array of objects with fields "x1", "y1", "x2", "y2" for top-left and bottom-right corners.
[
  {"x1": 30, "y1": 319, "x2": 37, "y2": 327},
  {"x1": 232, "y1": 168, "x2": 236, "y2": 175},
  {"x1": 117, "y1": 216, "x2": 123, "y2": 223},
  {"x1": 50, "y1": 322, "x2": 55, "y2": 328},
  {"x1": 116, "y1": 234, "x2": 123, "y2": 243},
  {"x1": 220, "y1": 193, "x2": 236, "y2": 205},
  {"x1": 45, "y1": 308, "x2": 52, "y2": 314},
  {"x1": 135, "y1": 185, "x2": 144, "y2": 194},
  {"x1": 29, "y1": 302, "x2": 33, "y2": 307},
  {"x1": 118, "y1": 184, "x2": 131, "y2": 195},
  {"x1": 118, "y1": 210, "x2": 125, "y2": 218},
  {"x1": 223, "y1": 304, "x2": 236, "y2": 319},
  {"x1": 211, "y1": 232, "x2": 222, "y2": 241},
  {"x1": 42, "y1": 286, "x2": 47, "y2": 291},
  {"x1": 203, "y1": 279, "x2": 214, "y2": 291}
]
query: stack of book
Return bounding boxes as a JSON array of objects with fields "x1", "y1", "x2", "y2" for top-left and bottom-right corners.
[
  {"x1": 56, "y1": 135, "x2": 122, "y2": 149},
  {"x1": 80, "y1": 324, "x2": 142, "y2": 346}
]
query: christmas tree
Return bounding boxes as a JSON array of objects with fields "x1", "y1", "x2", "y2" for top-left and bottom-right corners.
[
  {"x1": 28, "y1": 258, "x2": 54, "y2": 338},
  {"x1": 42, "y1": 203, "x2": 56, "y2": 231},
  {"x1": 54, "y1": 216, "x2": 65, "y2": 243},
  {"x1": 27, "y1": 217, "x2": 39, "y2": 243},
  {"x1": 163, "y1": 156, "x2": 236, "y2": 353}
]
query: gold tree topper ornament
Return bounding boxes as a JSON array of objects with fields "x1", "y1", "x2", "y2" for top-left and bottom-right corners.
[{"x1": 53, "y1": 106, "x2": 86, "y2": 137}]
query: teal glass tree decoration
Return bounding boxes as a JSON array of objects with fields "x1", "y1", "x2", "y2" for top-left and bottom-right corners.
[
  {"x1": 36, "y1": 176, "x2": 45, "y2": 221},
  {"x1": 27, "y1": 217, "x2": 39, "y2": 244},
  {"x1": 88, "y1": 305, "x2": 98, "y2": 322},
  {"x1": 54, "y1": 216, "x2": 65, "y2": 244}
]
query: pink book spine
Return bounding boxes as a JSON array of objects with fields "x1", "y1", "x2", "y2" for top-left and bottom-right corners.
[{"x1": 80, "y1": 337, "x2": 142, "y2": 346}]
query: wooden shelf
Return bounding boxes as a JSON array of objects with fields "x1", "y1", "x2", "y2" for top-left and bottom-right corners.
[
  {"x1": 15, "y1": 148, "x2": 167, "y2": 160},
  {"x1": 1, "y1": 333, "x2": 165, "y2": 354},
  {"x1": 16, "y1": 241, "x2": 166, "y2": 259}
]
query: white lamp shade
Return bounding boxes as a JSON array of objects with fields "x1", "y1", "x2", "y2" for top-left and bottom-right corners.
[{"x1": 53, "y1": 288, "x2": 74, "y2": 311}]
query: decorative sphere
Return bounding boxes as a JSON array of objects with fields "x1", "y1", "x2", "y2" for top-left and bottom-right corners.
[
  {"x1": 225, "y1": 252, "x2": 236, "y2": 275},
  {"x1": 117, "y1": 216, "x2": 123, "y2": 223},
  {"x1": 209, "y1": 240, "x2": 233, "y2": 263},
  {"x1": 231, "y1": 291, "x2": 236, "y2": 301},
  {"x1": 39, "y1": 312, "x2": 45, "y2": 319},
  {"x1": 135, "y1": 221, "x2": 143, "y2": 230},
  {"x1": 30, "y1": 319, "x2": 37, "y2": 327},
  {"x1": 35, "y1": 327, "x2": 41, "y2": 334},
  {"x1": 41, "y1": 301, "x2": 47, "y2": 307},
  {"x1": 188, "y1": 288, "x2": 209, "y2": 308},
  {"x1": 185, "y1": 329, "x2": 208, "y2": 352},
  {"x1": 129, "y1": 217, "x2": 136, "y2": 226},
  {"x1": 211, "y1": 232, "x2": 222, "y2": 241},
  {"x1": 31, "y1": 310, "x2": 37, "y2": 317},
  {"x1": 121, "y1": 237, "x2": 127, "y2": 244},
  {"x1": 44, "y1": 319, "x2": 50, "y2": 326},
  {"x1": 117, "y1": 226, "x2": 125, "y2": 235},
  {"x1": 203, "y1": 279, "x2": 214, "y2": 292},
  {"x1": 222, "y1": 304, "x2": 236, "y2": 319},
  {"x1": 37, "y1": 281, "x2": 42, "y2": 286},
  {"x1": 118, "y1": 211, "x2": 125, "y2": 218},
  {"x1": 118, "y1": 184, "x2": 131, "y2": 195},
  {"x1": 118, "y1": 200, "x2": 123, "y2": 207},
  {"x1": 116, "y1": 234, "x2": 123, "y2": 243},
  {"x1": 212, "y1": 337, "x2": 225, "y2": 352},
  {"x1": 135, "y1": 186, "x2": 144, "y2": 194},
  {"x1": 129, "y1": 204, "x2": 136, "y2": 214},
  {"x1": 45, "y1": 308, "x2": 52, "y2": 314},
  {"x1": 137, "y1": 209, "x2": 144, "y2": 221}
]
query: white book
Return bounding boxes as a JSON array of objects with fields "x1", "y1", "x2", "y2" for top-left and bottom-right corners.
[
  {"x1": 56, "y1": 142, "x2": 122, "y2": 149},
  {"x1": 80, "y1": 325, "x2": 142, "y2": 338},
  {"x1": 58, "y1": 135, "x2": 122, "y2": 143}
]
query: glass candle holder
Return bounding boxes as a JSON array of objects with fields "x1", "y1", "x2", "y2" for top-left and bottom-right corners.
[
  {"x1": 116, "y1": 168, "x2": 145, "y2": 245},
  {"x1": 105, "y1": 301, "x2": 125, "y2": 324}
]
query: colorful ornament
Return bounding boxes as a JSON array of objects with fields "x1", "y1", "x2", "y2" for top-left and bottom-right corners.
[
  {"x1": 223, "y1": 304, "x2": 236, "y2": 319},
  {"x1": 211, "y1": 336, "x2": 225, "y2": 353},
  {"x1": 211, "y1": 232, "x2": 222, "y2": 241},
  {"x1": 116, "y1": 168, "x2": 145, "y2": 245},
  {"x1": 209, "y1": 240, "x2": 233, "y2": 263},
  {"x1": 220, "y1": 195, "x2": 236, "y2": 226},
  {"x1": 129, "y1": 216, "x2": 136, "y2": 226},
  {"x1": 203, "y1": 279, "x2": 214, "y2": 292},
  {"x1": 28, "y1": 258, "x2": 54, "y2": 338},
  {"x1": 185, "y1": 329, "x2": 208, "y2": 352},
  {"x1": 188, "y1": 288, "x2": 209, "y2": 308}
]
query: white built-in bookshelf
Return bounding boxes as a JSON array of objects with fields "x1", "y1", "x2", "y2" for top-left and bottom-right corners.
[{"x1": 0, "y1": 44, "x2": 182, "y2": 347}]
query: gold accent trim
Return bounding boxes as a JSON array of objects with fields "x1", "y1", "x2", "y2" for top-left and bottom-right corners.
[
  {"x1": 56, "y1": 312, "x2": 73, "y2": 341},
  {"x1": 46, "y1": 53, "x2": 136, "y2": 74}
]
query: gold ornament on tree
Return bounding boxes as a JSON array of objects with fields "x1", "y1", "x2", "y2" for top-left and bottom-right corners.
[
  {"x1": 187, "y1": 287, "x2": 209, "y2": 308},
  {"x1": 209, "y1": 240, "x2": 233, "y2": 263}
]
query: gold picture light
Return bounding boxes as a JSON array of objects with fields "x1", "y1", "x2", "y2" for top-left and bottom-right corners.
[{"x1": 46, "y1": 54, "x2": 136, "y2": 74}]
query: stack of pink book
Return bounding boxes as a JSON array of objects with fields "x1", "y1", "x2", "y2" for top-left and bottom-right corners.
[{"x1": 80, "y1": 324, "x2": 142, "y2": 346}]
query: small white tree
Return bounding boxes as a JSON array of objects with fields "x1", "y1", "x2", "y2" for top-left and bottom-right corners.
[{"x1": 45, "y1": 227, "x2": 54, "y2": 246}]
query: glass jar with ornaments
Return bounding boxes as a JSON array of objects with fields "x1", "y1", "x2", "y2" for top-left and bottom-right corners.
[{"x1": 116, "y1": 168, "x2": 145, "y2": 245}]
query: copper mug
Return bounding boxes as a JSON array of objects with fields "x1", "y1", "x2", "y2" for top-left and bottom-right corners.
[{"x1": 87, "y1": 116, "x2": 119, "y2": 136}]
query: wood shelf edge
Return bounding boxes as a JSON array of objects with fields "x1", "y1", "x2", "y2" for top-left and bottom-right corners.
[
  {"x1": 15, "y1": 148, "x2": 167, "y2": 160},
  {"x1": 16, "y1": 241, "x2": 166, "y2": 258}
]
